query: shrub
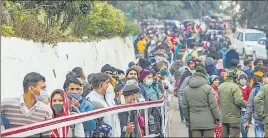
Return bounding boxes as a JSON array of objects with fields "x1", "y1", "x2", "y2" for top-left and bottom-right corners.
[{"x1": 121, "y1": 21, "x2": 141, "y2": 37}]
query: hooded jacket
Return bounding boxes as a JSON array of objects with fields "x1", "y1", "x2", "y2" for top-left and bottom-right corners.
[
  {"x1": 182, "y1": 72, "x2": 220, "y2": 130},
  {"x1": 170, "y1": 61, "x2": 183, "y2": 81},
  {"x1": 218, "y1": 79, "x2": 247, "y2": 123}
]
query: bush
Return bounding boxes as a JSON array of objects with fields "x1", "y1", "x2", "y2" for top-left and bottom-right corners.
[
  {"x1": 121, "y1": 21, "x2": 141, "y2": 37},
  {"x1": 1, "y1": 25, "x2": 14, "y2": 37}
]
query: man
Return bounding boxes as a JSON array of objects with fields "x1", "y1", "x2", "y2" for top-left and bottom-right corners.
[
  {"x1": 254, "y1": 72, "x2": 268, "y2": 137},
  {"x1": 250, "y1": 65, "x2": 264, "y2": 86},
  {"x1": 72, "y1": 67, "x2": 91, "y2": 98},
  {"x1": 244, "y1": 72, "x2": 267, "y2": 137},
  {"x1": 1, "y1": 72, "x2": 52, "y2": 137},
  {"x1": 101, "y1": 64, "x2": 116, "y2": 101},
  {"x1": 183, "y1": 63, "x2": 221, "y2": 137},
  {"x1": 86, "y1": 73, "x2": 121, "y2": 137},
  {"x1": 170, "y1": 55, "x2": 183, "y2": 82},
  {"x1": 243, "y1": 59, "x2": 254, "y2": 79},
  {"x1": 65, "y1": 77, "x2": 96, "y2": 136},
  {"x1": 117, "y1": 69, "x2": 125, "y2": 85},
  {"x1": 225, "y1": 46, "x2": 239, "y2": 69},
  {"x1": 218, "y1": 69, "x2": 247, "y2": 137},
  {"x1": 119, "y1": 82, "x2": 142, "y2": 137}
]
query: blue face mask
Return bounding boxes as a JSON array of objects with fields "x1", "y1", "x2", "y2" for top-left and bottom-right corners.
[
  {"x1": 160, "y1": 69, "x2": 168, "y2": 76},
  {"x1": 37, "y1": 90, "x2": 49, "y2": 101},
  {"x1": 145, "y1": 80, "x2": 153, "y2": 86},
  {"x1": 67, "y1": 92, "x2": 81, "y2": 101}
]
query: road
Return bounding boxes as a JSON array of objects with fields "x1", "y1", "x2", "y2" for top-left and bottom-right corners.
[{"x1": 169, "y1": 96, "x2": 255, "y2": 137}]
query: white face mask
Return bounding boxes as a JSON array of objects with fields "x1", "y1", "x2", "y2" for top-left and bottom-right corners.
[{"x1": 239, "y1": 79, "x2": 247, "y2": 87}]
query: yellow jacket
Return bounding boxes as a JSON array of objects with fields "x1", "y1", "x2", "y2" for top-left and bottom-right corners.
[
  {"x1": 137, "y1": 40, "x2": 146, "y2": 53},
  {"x1": 182, "y1": 49, "x2": 198, "y2": 63}
]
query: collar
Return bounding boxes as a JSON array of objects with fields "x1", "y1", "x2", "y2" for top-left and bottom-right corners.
[{"x1": 20, "y1": 95, "x2": 39, "y2": 108}]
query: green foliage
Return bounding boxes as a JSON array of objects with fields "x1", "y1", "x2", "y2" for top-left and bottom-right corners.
[
  {"x1": 121, "y1": 21, "x2": 141, "y2": 37},
  {"x1": 1, "y1": 24, "x2": 14, "y2": 37}
]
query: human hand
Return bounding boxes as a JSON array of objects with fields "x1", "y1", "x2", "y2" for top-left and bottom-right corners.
[
  {"x1": 71, "y1": 98, "x2": 80, "y2": 108},
  {"x1": 126, "y1": 122, "x2": 135, "y2": 133}
]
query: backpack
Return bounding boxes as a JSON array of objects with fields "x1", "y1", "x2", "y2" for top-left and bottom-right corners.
[
  {"x1": 185, "y1": 49, "x2": 194, "y2": 63},
  {"x1": 252, "y1": 83, "x2": 261, "y2": 96},
  {"x1": 91, "y1": 117, "x2": 112, "y2": 138}
]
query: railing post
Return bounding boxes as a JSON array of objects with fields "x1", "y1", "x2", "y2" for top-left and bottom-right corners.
[
  {"x1": 111, "y1": 114, "x2": 116, "y2": 137},
  {"x1": 144, "y1": 108, "x2": 149, "y2": 136},
  {"x1": 161, "y1": 104, "x2": 165, "y2": 137}
]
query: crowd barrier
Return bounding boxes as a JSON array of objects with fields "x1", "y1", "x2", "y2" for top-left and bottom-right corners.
[{"x1": 1, "y1": 93, "x2": 170, "y2": 137}]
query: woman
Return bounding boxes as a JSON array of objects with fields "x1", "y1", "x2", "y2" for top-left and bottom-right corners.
[
  {"x1": 210, "y1": 75, "x2": 221, "y2": 138},
  {"x1": 50, "y1": 89, "x2": 85, "y2": 138}
]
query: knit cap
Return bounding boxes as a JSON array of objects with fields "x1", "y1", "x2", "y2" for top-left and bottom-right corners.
[
  {"x1": 195, "y1": 63, "x2": 207, "y2": 76},
  {"x1": 123, "y1": 82, "x2": 140, "y2": 96},
  {"x1": 117, "y1": 69, "x2": 125, "y2": 75},
  {"x1": 238, "y1": 73, "x2": 248, "y2": 80},
  {"x1": 139, "y1": 58, "x2": 151, "y2": 69},
  {"x1": 101, "y1": 64, "x2": 113, "y2": 73},
  {"x1": 205, "y1": 57, "x2": 214, "y2": 66},
  {"x1": 216, "y1": 59, "x2": 224, "y2": 70},
  {"x1": 128, "y1": 62, "x2": 136, "y2": 68},
  {"x1": 139, "y1": 69, "x2": 152, "y2": 82},
  {"x1": 132, "y1": 65, "x2": 143, "y2": 74}
]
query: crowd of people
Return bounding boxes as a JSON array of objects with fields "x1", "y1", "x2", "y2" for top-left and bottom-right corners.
[{"x1": 1, "y1": 17, "x2": 268, "y2": 138}]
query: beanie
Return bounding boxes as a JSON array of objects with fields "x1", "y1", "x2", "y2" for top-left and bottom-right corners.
[
  {"x1": 126, "y1": 68, "x2": 138, "y2": 77},
  {"x1": 128, "y1": 62, "x2": 136, "y2": 68},
  {"x1": 195, "y1": 63, "x2": 207, "y2": 76},
  {"x1": 101, "y1": 64, "x2": 113, "y2": 73},
  {"x1": 117, "y1": 69, "x2": 125, "y2": 75},
  {"x1": 210, "y1": 75, "x2": 218, "y2": 84},
  {"x1": 115, "y1": 84, "x2": 124, "y2": 93},
  {"x1": 238, "y1": 73, "x2": 248, "y2": 80},
  {"x1": 138, "y1": 58, "x2": 151, "y2": 69},
  {"x1": 187, "y1": 59, "x2": 196, "y2": 66},
  {"x1": 205, "y1": 57, "x2": 214, "y2": 66},
  {"x1": 123, "y1": 83, "x2": 140, "y2": 96},
  {"x1": 139, "y1": 69, "x2": 152, "y2": 82},
  {"x1": 216, "y1": 59, "x2": 224, "y2": 70}
]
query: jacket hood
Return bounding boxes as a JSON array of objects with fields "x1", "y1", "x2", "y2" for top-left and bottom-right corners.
[{"x1": 188, "y1": 72, "x2": 208, "y2": 88}]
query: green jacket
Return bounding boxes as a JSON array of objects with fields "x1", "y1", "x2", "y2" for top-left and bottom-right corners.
[
  {"x1": 254, "y1": 84, "x2": 268, "y2": 124},
  {"x1": 183, "y1": 72, "x2": 220, "y2": 130},
  {"x1": 218, "y1": 79, "x2": 247, "y2": 123}
]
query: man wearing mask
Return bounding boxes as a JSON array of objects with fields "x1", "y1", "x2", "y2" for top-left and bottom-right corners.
[
  {"x1": 237, "y1": 73, "x2": 252, "y2": 138},
  {"x1": 101, "y1": 64, "x2": 117, "y2": 101},
  {"x1": 119, "y1": 82, "x2": 143, "y2": 137},
  {"x1": 72, "y1": 67, "x2": 91, "y2": 98},
  {"x1": 218, "y1": 69, "x2": 247, "y2": 137},
  {"x1": 65, "y1": 77, "x2": 96, "y2": 136},
  {"x1": 254, "y1": 72, "x2": 268, "y2": 137},
  {"x1": 183, "y1": 63, "x2": 221, "y2": 137},
  {"x1": 86, "y1": 73, "x2": 121, "y2": 137},
  {"x1": 1, "y1": 72, "x2": 52, "y2": 137}
]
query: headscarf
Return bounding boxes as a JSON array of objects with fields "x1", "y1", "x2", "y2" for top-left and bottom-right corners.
[{"x1": 50, "y1": 90, "x2": 70, "y2": 138}]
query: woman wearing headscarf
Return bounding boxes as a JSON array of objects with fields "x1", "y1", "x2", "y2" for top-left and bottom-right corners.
[{"x1": 50, "y1": 89, "x2": 85, "y2": 138}]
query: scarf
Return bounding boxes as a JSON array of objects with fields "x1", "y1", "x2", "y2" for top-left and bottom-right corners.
[{"x1": 50, "y1": 93, "x2": 70, "y2": 138}]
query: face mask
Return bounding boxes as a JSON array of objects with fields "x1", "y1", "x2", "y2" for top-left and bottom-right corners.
[
  {"x1": 52, "y1": 104, "x2": 63, "y2": 114},
  {"x1": 239, "y1": 79, "x2": 247, "y2": 86},
  {"x1": 37, "y1": 90, "x2": 49, "y2": 101},
  {"x1": 145, "y1": 80, "x2": 153, "y2": 86},
  {"x1": 67, "y1": 92, "x2": 81, "y2": 101},
  {"x1": 160, "y1": 69, "x2": 168, "y2": 76}
]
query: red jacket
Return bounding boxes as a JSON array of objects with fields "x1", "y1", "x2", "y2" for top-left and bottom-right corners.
[{"x1": 241, "y1": 85, "x2": 252, "y2": 102}]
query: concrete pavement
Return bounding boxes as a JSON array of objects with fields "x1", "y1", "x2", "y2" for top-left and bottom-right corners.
[{"x1": 169, "y1": 96, "x2": 255, "y2": 137}]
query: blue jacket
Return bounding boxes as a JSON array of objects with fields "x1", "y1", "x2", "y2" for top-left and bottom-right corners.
[
  {"x1": 225, "y1": 50, "x2": 239, "y2": 69},
  {"x1": 1, "y1": 114, "x2": 11, "y2": 129},
  {"x1": 71, "y1": 99, "x2": 97, "y2": 134}
]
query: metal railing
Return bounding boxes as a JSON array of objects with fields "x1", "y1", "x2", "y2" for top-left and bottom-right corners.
[{"x1": 1, "y1": 93, "x2": 170, "y2": 137}]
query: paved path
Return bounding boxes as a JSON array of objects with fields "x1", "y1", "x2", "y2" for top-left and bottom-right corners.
[{"x1": 169, "y1": 96, "x2": 255, "y2": 137}]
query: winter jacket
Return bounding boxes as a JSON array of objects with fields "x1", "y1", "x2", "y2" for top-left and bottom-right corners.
[
  {"x1": 225, "y1": 50, "x2": 239, "y2": 69},
  {"x1": 218, "y1": 79, "x2": 247, "y2": 123},
  {"x1": 178, "y1": 76, "x2": 190, "y2": 105},
  {"x1": 75, "y1": 98, "x2": 97, "y2": 133},
  {"x1": 137, "y1": 40, "x2": 146, "y2": 53},
  {"x1": 245, "y1": 87, "x2": 263, "y2": 124},
  {"x1": 119, "y1": 110, "x2": 141, "y2": 138},
  {"x1": 255, "y1": 84, "x2": 268, "y2": 124},
  {"x1": 178, "y1": 67, "x2": 195, "y2": 89},
  {"x1": 183, "y1": 72, "x2": 220, "y2": 130},
  {"x1": 169, "y1": 61, "x2": 183, "y2": 81},
  {"x1": 241, "y1": 85, "x2": 252, "y2": 102}
]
